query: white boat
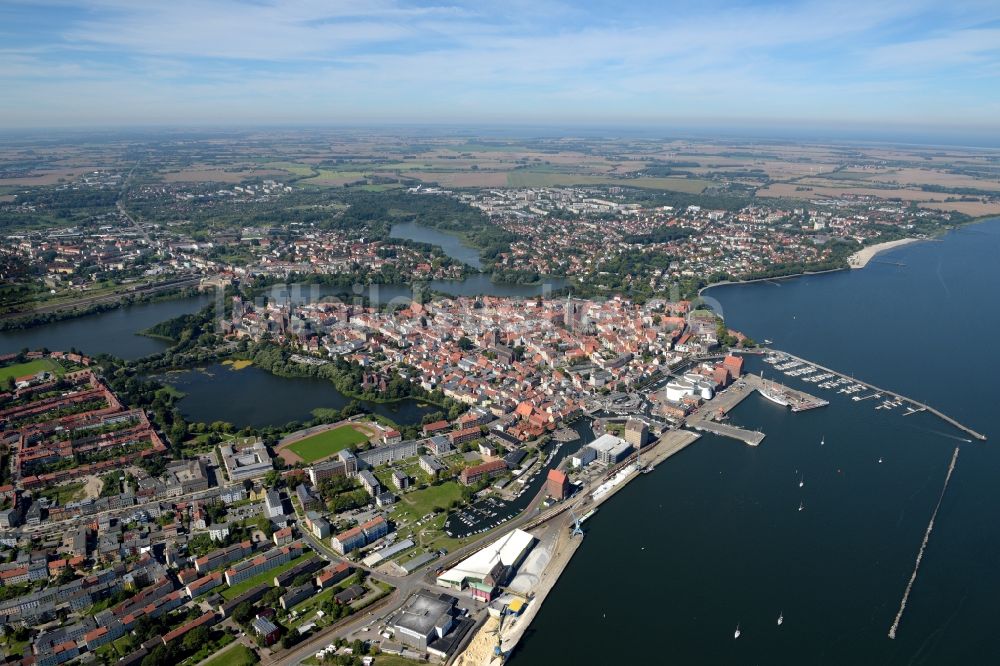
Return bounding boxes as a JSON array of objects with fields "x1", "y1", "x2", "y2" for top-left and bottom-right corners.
[
  {"x1": 798, "y1": 475, "x2": 804, "y2": 488},
  {"x1": 777, "y1": 613, "x2": 783, "y2": 626},
  {"x1": 759, "y1": 387, "x2": 790, "y2": 407},
  {"x1": 878, "y1": 457, "x2": 883, "y2": 464},
  {"x1": 820, "y1": 435, "x2": 825, "y2": 446},
  {"x1": 798, "y1": 501, "x2": 804, "y2": 512},
  {"x1": 734, "y1": 624, "x2": 741, "y2": 639}
]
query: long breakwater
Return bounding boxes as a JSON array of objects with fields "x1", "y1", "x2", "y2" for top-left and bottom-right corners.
[{"x1": 888, "y1": 446, "x2": 961, "y2": 639}]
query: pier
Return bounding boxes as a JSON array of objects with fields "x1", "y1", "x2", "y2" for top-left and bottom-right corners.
[
  {"x1": 758, "y1": 350, "x2": 987, "y2": 441},
  {"x1": 685, "y1": 379, "x2": 766, "y2": 446},
  {"x1": 690, "y1": 420, "x2": 765, "y2": 446},
  {"x1": 744, "y1": 373, "x2": 829, "y2": 412}
]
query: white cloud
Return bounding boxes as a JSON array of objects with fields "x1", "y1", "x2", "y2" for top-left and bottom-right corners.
[{"x1": 0, "y1": 0, "x2": 999, "y2": 126}]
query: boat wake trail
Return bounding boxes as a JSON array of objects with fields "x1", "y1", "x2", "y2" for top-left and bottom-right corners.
[
  {"x1": 922, "y1": 428, "x2": 972, "y2": 443},
  {"x1": 888, "y1": 446, "x2": 960, "y2": 640}
]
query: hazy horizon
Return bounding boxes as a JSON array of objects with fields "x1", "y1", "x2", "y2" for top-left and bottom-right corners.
[{"x1": 2, "y1": 0, "x2": 1000, "y2": 134}]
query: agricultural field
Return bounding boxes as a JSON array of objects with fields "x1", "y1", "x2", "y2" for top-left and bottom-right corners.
[{"x1": 505, "y1": 168, "x2": 709, "y2": 192}]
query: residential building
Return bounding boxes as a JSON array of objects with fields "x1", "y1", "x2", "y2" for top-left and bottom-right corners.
[
  {"x1": 224, "y1": 543, "x2": 301, "y2": 586},
  {"x1": 358, "y1": 439, "x2": 418, "y2": 467},
  {"x1": 331, "y1": 527, "x2": 366, "y2": 555},
  {"x1": 419, "y1": 455, "x2": 446, "y2": 477},
  {"x1": 392, "y1": 470, "x2": 409, "y2": 490},
  {"x1": 459, "y1": 460, "x2": 507, "y2": 486},
  {"x1": 252, "y1": 615, "x2": 281, "y2": 646},
  {"x1": 624, "y1": 419, "x2": 649, "y2": 449},
  {"x1": 264, "y1": 490, "x2": 284, "y2": 518},
  {"x1": 359, "y1": 469, "x2": 381, "y2": 496}
]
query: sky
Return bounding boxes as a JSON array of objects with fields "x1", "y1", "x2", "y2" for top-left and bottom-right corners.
[{"x1": 2, "y1": 0, "x2": 1000, "y2": 133}]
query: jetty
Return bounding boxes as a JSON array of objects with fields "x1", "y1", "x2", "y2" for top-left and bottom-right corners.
[
  {"x1": 685, "y1": 379, "x2": 766, "y2": 446},
  {"x1": 757, "y1": 350, "x2": 986, "y2": 441},
  {"x1": 691, "y1": 420, "x2": 765, "y2": 446},
  {"x1": 745, "y1": 373, "x2": 829, "y2": 412}
]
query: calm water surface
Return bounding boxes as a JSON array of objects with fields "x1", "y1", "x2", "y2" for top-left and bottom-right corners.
[
  {"x1": 154, "y1": 363, "x2": 436, "y2": 428},
  {"x1": 513, "y1": 218, "x2": 1000, "y2": 665},
  {"x1": 391, "y1": 221, "x2": 484, "y2": 269},
  {"x1": 0, "y1": 293, "x2": 215, "y2": 360}
]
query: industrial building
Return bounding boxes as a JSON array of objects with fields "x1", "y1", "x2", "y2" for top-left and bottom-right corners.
[
  {"x1": 545, "y1": 469, "x2": 570, "y2": 500},
  {"x1": 585, "y1": 434, "x2": 633, "y2": 465},
  {"x1": 436, "y1": 528, "x2": 535, "y2": 602},
  {"x1": 390, "y1": 592, "x2": 458, "y2": 650}
]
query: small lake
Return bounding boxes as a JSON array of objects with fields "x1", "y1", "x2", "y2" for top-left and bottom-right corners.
[
  {"x1": 390, "y1": 221, "x2": 483, "y2": 269},
  {"x1": 152, "y1": 362, "x2": 437, "y2": 428},
  {"x1": 0, "y1": 292, "x2": 216, "y2": 360}
]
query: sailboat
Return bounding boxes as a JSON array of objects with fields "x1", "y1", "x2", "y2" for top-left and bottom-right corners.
[
  {"x1": 798, "y1": 501, "x2": 804, "y2": 512},
  {"x1": 777, "y1": 612, "x2": 784, "y2": 626},
  {"x1": 734, "y1": 624, "x2": 741, "y2": 639},
  {"x1": 798, "y1": 475, "x2": 804, "y2": 488}
]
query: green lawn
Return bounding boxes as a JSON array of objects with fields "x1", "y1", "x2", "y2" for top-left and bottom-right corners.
[
  {"x1": 199, "y1": 644, "x2": 258, "y2": 666},
  {"x1": 0, "y1": 358, "x2": 62, "y2": 383},
  {"x1": 392, "y1": 481, "x2": 463, "y2": 522},
  {"x1": 38, "y1": 481, "x2": 86, "y2": 505},
  {"x1": 221, "y1": 553, "x2": 315, "y2": 600},
  {"x1": 286, "y1": 426, "x2": 369, "y2": 463}
]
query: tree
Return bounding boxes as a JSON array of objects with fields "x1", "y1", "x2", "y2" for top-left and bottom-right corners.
[
  {"x1": 181, "y1": 626, "x2": 211, "y2": 654},
  {"x1": 232, "y1": 602, "x2": 255, "y2": 625},
  {"x1": 262, "y1": 586, "x2": 283, "y2": 606},
  {"x1": 264, "y1": 470, "x2": 282, "y2": 489}
]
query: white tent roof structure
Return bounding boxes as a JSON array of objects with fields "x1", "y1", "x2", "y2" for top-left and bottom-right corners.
[{"x1": 437, "y1": 528, "x2": 535, "y2": 587}]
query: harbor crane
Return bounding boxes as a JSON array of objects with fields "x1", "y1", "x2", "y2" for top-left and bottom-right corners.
[
  {"x1": 488, "y1": 608, "x2": 508, "y2": 657},
  {"x1": 569, "y1": 510, "x2": 584, "y2": 537}
]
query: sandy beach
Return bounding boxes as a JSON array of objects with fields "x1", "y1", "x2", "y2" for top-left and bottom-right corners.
[{"x1": 848, "y1": 238, "x2": 924, "y2": 269}]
